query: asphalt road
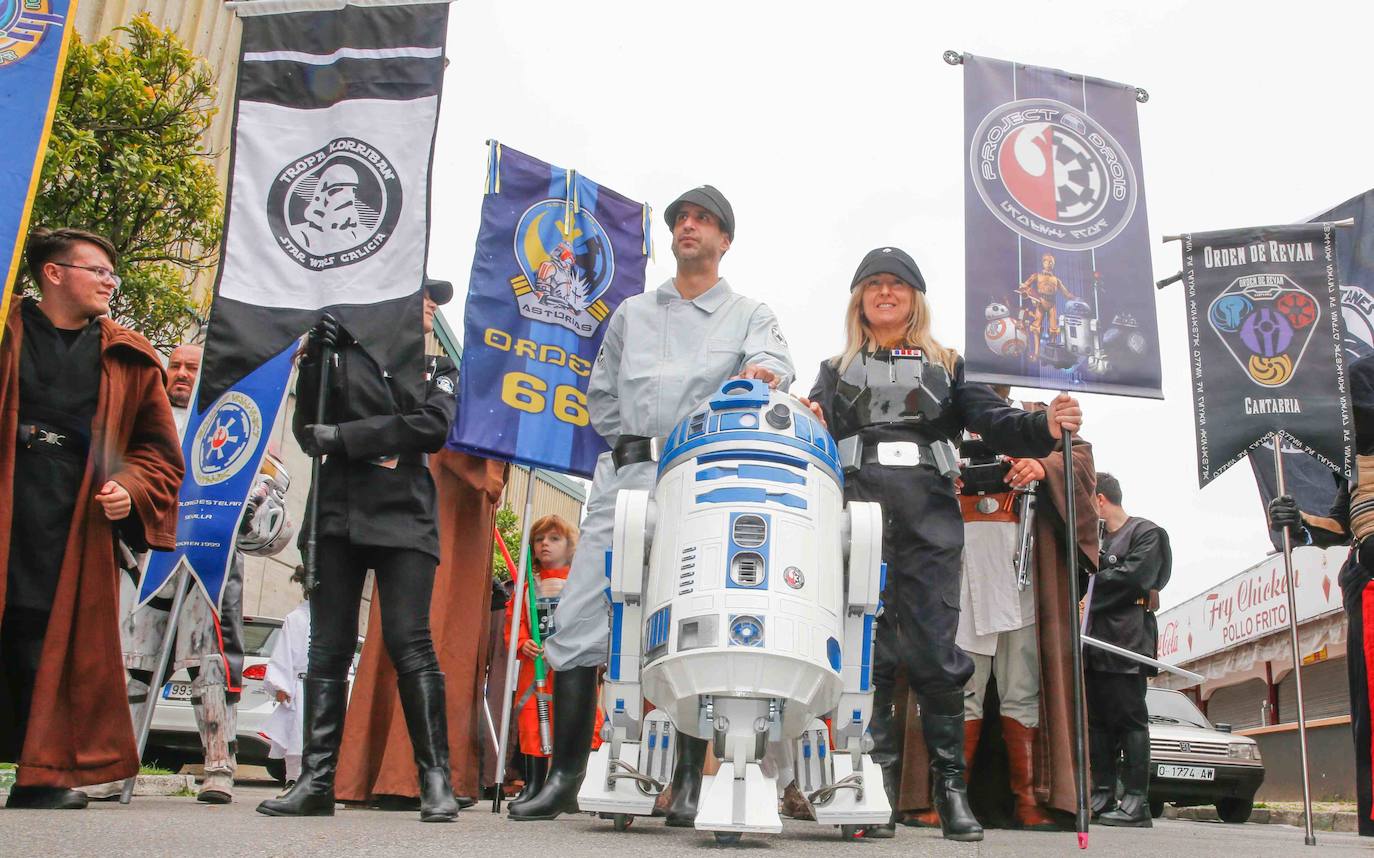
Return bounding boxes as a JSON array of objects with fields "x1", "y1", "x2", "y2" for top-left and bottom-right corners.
[{"x1": 2, "y1": 786, "x2": 1368, "y2": 857}]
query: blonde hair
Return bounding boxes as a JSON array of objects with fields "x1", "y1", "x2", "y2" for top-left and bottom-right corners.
[
  {"x1": 831, "y1": 286, "x2": 959, "y2": 375},
  {"x1": 530, "y1": 514, "x2": 578, "y2": 569}
]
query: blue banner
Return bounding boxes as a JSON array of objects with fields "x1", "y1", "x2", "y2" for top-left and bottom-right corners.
[
  {"x1": 961, "y1": 53, "x2": 1162, "y2": 398},
  {"x1": 139, "y1": 344, "x2": 296, "y2": 612},
  {"x1": 447, "y1": 143, "x2": 649, "y2": 477},
  {"x1": 0, "y1": 0, "x2": 77, "y2": 334}
]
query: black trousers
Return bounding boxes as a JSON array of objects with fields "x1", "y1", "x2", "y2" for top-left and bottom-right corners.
[
  {"x1": 307, "y1": 538, "x2": 439, "y2": 681},
  {"x1": 1086, "y1": 668, "x2": 1147, "y2": 794},
  {"x1": 1086, "y1": 670, "x2": 1147, "y2": 734},
  {"x1": 1339, "y1": 550, "x2": 1374, "y2": 836},
  {"x1": 848, "y1": 464, "x2": 974, "y2": 698},
  {"x1": 0, "y1": 606, "x2": 49, "y2": 761}
]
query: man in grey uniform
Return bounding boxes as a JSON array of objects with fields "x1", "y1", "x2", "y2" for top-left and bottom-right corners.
[{"x1": 509, "y1": 185, "x2": 794, "y2": 822}]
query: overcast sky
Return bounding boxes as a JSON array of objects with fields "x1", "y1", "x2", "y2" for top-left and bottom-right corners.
[{"x1": 426, "y1": 0, "x2": 1374, "y2": 608}]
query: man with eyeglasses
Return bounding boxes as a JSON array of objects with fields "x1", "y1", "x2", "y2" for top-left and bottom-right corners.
[{"x1": 0, "y1": 227, "x2": 183, "y2": 809}]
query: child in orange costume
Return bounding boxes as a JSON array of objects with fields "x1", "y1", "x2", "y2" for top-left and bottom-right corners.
[{"x1": 505, "y1": 515, "x2": 603, "y2": 802}]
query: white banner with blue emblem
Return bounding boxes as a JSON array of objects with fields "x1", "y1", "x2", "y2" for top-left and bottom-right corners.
[{"x1": 137, "y1": 344, "x2": 297, "y2": 613}]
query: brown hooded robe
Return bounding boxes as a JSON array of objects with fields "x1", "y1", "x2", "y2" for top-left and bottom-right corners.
[
  {"x1": 898, "y1": 424, "x2": 1097, "y2": 820},
  {"x1": 0, "y1": 308, "x2": 183, "y2": 787},
  {"x1": 336, "y1": 450, "x2": 506, "y2": 801}
]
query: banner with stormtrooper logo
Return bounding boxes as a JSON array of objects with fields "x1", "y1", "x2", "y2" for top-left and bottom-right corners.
[
  {"x1": 1182, "y1": 222, "x2": 1352, "y2": 488},
  {"x1": 960, "y1": 53, "x2": 1162, "y2": 398},
  {"x1": 199, "y1": 0, "x2": 451, "y2": 410},
  {"x1": 138, "y1": 345, "x2": 296, "y2": 613},
  {"x1": 447, "y1": 143, "x2": 649, "y2": 477},
  {"x1": 1249, "y1": 189, "x2": 1374, "y2": 547}
]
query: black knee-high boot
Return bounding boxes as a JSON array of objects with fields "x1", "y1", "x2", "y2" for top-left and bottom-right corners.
[
  {"x1": 256, "y1": 677, "x2": 348, "y2": 816},
  {"x1": 1098, "y1": 730, "x2": 1152, "y2": 827},
  {"x1": 919, "y1": 690, "x2": 983, "y2": 842},
  {"x1": 1089, "y1": 728, "x2": 1119, "y2": 818},
  {"x1": 515, "y1": 755, "x2": 549, "y2": 803},
  {"x1": 508, "y1": 666, "x2": 597, "y2": 821},
  {"x1": 860, "y1": 682, "x2": 900, "y2": 838},
  {"x1": 664, "y1": 734, "x2": 709, "y2": 827},
  {"x1": 398, "y1": 671, "x2": 460, "y2": 822}
]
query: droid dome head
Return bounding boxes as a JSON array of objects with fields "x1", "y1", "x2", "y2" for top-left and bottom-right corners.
[{"x1": 985, "y1": 301, "x2": 1010, "y2": 321}]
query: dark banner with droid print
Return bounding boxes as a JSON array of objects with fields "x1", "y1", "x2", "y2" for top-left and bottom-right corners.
[
  {"x1": 961, "y1": 53, "x2": 1162, "y2": 398},
  {"x1": 1183, "y1": 223, "x2": 1351, "y2": 487}
]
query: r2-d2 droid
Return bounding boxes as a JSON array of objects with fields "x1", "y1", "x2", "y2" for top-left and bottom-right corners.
[
  {"x1": 577, "y1": 379, "x2": 889, "y2": 843},
  {"x1": 1061, "y1": 299, "x2": 1095, "y2": 357}
]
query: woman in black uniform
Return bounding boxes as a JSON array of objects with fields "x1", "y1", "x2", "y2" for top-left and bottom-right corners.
[
  {"x1": 258, "y1": 281, "x2": 461, "y2": 822},
  {"x1": 805, "y1": 247, "x2": 1081, "y2": 841}
]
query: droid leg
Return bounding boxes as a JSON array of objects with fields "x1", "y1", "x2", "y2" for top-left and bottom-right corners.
[
  {"x1": 811, "y1": 501, "x2": 891, "y2": 827},
  {"x1": 693, "y1": 696, "x2": 784, "y2": 834},
  {"x1": 577, "y1": 490, "x2": 663, "y2": 818}
]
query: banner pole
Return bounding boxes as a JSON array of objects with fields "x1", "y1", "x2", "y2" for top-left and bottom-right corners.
[
  {"x1": 1061, "y1": 426, "x2": 1091, "y2": 848},
  {"x1": 1273, "y1": 438, "x2": 1318, "y2": 846},
  {"x1": 492, "y1": 490, "x2": 535, "y2": 813},
  {"x1": 302, "y1": 341, "x2": 335, "y2": 595},
  {"x1": 120, "y1": 569, "x2": 193, "y2": 804}
]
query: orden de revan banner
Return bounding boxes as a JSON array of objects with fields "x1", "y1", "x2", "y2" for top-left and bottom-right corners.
[{"x1": 1183, "y1": 223, "x2": 1352, "y2": 487}]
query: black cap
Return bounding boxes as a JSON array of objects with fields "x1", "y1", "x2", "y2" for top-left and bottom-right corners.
[
  {"x1": 664, "y1": 184, "x2": 735, "y2": 239},
  {"x1": 850, "y1": 246, "x2": 926, "y2": 293},
  {"x1": 423, "y1": 276, "x2": 453, "y2": 305}
]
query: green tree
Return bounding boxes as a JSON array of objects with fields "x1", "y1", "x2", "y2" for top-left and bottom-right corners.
[
  {"x1": 29, "y1": 14, "x2": 223, "y2": 349},
  {"x1": 491, "y1": 504, "x2": 524, "y2": 582}
]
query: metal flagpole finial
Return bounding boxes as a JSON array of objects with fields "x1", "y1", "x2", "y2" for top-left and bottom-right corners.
[
  {"x1": 1156, "y1": 271, "x2": 1183, "y2": 290},
  {"x1": 943, "y1": 50, "x2": 964, "y2": 66},
  {"x1": 1135, "y1": 88, "x2": 1150, "y2": 104}
]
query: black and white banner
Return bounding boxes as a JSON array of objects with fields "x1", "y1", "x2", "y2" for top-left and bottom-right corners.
[
  {"x1": 200, "y1": 0, "x2": 450, "y2": 409},
  {"x1": 1248, "y1": 190, "x2": 1374, "y2": 549},
  {"x1": 1182, "y1": 223, "x2": 1352, "y2": 487}
]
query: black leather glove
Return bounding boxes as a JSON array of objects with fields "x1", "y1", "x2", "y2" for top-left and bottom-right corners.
[
  {"x1": 1266, "y1": 494, "x2": 1305, "y2": 538},
  {"x1": 301, "y1": 423, "x2": 343, "y2": 457},
  {"x1": 304, "y1": 313, "x2": 341, "y2": 361}
]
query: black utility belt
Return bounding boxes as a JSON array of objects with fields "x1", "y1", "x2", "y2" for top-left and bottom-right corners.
[
  {"x1": 838, "y1": 436, "x2": 960, "y2": 479},
  {"x1": 18, "y1": 420, "x2": 88, "y2": 457},
  {"x1": 612, "y1": 435, "x2": 663, "y2": 471}
]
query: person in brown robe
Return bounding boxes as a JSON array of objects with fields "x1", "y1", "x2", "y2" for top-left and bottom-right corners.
[
  {"x1": 335, "y1": 450, "x2": 506, "y2": 807},
  {"x1": 0, "y1": 227, "x2": 183, "y2": 808},
  {"x1": 899, "y1": 402, "x2": 1097, "y2": 828}
]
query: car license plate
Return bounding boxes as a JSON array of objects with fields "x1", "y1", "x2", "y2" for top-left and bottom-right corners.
[
  {"x1": 162, "y1": 681, "x2": 193, "y2": 701},
  {"x1": 1157, "y1": 764, "x2": 1214, "y2": 781}
]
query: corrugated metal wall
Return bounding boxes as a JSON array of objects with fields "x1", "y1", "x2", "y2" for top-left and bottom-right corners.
[
  {"x1": 499, "y1": 466, "x2": 586, "y2": 532},
  {"x1": 72, "y1": 0, "x2": 240, "y2": 188}
]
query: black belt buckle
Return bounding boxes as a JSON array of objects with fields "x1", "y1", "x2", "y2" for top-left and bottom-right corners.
[{"x1": 612, "y1": 435, "x2": 661, "y2": 471}]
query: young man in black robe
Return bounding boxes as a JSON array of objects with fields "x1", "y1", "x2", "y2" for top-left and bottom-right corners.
[{"x1": 1083, "y1": 472, "x2": 1170, "y2": 828}]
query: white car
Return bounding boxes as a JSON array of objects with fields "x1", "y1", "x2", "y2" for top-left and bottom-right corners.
[
  {"x1": 1147, "y1": 686, "x2": 1265, "y2": 823},
  {"x1": 143, "y1": 616, "x2": 288, "y2": 782}
]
